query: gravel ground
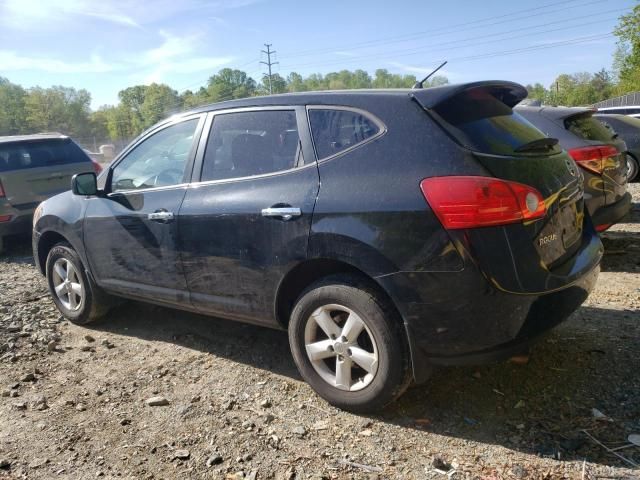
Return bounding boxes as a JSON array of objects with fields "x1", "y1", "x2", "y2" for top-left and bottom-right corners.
[{"x1": 0, "y1": 185, "x2": 639, "y2": 480}]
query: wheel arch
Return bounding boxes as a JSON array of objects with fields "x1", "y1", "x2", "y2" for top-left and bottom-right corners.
[
  {"x1": 36, "y1": 230, "x2": 71, "y2": 274},
  {"x1": 274, "y1": 257, "x2": 404, "y2": 334}
]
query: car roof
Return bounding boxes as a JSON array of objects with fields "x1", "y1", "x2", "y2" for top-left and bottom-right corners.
[
  {"x1": 0, "y1": 132, "x2": 69, "y2": 145},
  {"x1": 178, "y1": 80, "x2": 527, "y2": 117},
  {"x1": 596, "y1": 106, "x2": 640, "y2": 110},
  {"x1": 515, "y1": 105, "x2": 596, "y2": 120}
]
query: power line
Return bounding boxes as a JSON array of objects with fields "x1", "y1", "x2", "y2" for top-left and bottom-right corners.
[
  {"x1": 260, "y1": 44, "x2": 279, "y2": 94},
  {"x1": 281, "y1": 0, "x2": 605, "y2": 60},
  {"x1": 279, "y1": 10, "x2": 627, "y2": 71}
]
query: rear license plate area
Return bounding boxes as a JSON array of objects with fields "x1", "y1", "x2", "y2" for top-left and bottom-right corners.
[{"x1": 535, "y1": 202, "x2": 583, "y2": 267}]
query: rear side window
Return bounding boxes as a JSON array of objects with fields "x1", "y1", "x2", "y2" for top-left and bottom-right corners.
[
  {"x1": 0, "y1": 140, "x2": 88, "y2": 172},
  {"x1": 433, "y1": 89, "x2": 560, "y2": 156},
  {"x1": 565, "y1": 114, "x2": 615, "y2": 143},
  {"x1": 309, "y1": 109, "x2": 381, "y2": 160},
  {"x1": 201, "y1": 110, "x2": 301, "y2": 182}
]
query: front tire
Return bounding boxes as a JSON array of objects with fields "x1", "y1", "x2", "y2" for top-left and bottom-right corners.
[
  {"x1": 288, "y1": 275, "x2": 412, "y2": 412},
  {"x1": 46, "y1": 242, "x2": 111, "y2": 324}
]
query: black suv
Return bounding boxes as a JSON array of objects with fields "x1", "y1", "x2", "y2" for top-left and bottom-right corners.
[
  {"x1": 516, "y1": 106, "x2": 631, "y2": 231},
  {"x1": 33, "y1": 82, "x2": 602, "y2": 412}
]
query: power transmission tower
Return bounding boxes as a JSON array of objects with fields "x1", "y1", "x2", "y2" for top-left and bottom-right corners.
[{"x1": 260, "y1": 43, "x2": 279, "y2": 94}]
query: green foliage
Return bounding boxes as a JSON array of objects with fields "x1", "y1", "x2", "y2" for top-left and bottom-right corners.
[
  {"x1": 0, "y1": 77, "x2": 27, "y2": 135},
  {"x1": 614, "y1": 4, "x2": 640, "y2": 92},
  {"x1": 207, "y1": 68, "x2": 257, "y2": 102},
  {"x1": 524, "y1": 70, "x2": 615, "y2": 107}
]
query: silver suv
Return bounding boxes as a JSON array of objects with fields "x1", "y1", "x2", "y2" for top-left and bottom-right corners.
[{"x1": 0, "y1": 133, "x2": 100, "y2": 253}]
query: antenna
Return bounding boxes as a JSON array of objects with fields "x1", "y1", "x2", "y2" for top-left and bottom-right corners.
[{"x1": 412, "y1": 61, "x2": 448, "y2": 89}]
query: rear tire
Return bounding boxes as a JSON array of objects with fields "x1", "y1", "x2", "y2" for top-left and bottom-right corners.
[
  {"x1": 627, "y1": 153, "x2": 639, "y2": 182},
  {"x1": 288, "y1": 274, "x2": 412, "y2": 412},
  {"x1": 45, "y1": 242, "x2": 111, "y2": 324}
]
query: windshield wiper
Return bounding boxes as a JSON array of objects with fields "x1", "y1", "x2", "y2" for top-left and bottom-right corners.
[{"x1": 514, "y1": 137, "x2": 559, "y2": 153}]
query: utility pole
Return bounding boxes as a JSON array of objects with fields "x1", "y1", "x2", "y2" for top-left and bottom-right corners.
[{"x1": 260, "y1": 43, "x2": 278, "y2": 94}]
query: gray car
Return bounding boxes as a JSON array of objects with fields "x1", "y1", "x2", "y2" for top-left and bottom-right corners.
[
  {"x1": 594, "y1": 113, "x2": 640, "y2": 182},
  {"x1": 515, "y1": 106, "x2": 631, "y2": 232},
  {"x1": 0, "y1": 133, "x2": 100, "y2": 253}
]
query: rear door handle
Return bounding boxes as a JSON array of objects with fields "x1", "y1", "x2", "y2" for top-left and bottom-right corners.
[
  {"x1": 147, "y1": 210, "x2": 174, "y2": 223},
  {"x1": 261, "y1": 207, "x2": 302, "y2": 221}
]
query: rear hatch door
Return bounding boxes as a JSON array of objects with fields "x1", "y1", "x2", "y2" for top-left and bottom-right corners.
[
  {"x1": 415, "y1": 83, "x2": 598, "y2": 293},
  {"x1": 0, "y1": 138, "x2": 94, "y2": 209}
]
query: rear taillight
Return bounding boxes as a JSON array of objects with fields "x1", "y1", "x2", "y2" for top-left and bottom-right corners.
[
  {"x1": 92, "y1": 161, "x2": 103, "y2": 175},
  {"x1": 568, "y1": 145, "x2": 618, "y2": 175},
  {"x1": 0, "y1": 215, "x2": 11, "y2": 223},
  {"x1": 0, "y1": 180, "x2": 5, "y2": 198},
  {"x1": 420, "y1": 176, "x2": 546, "y2": 229},
  {"x1": 595, "y1": 223, "x2": 612, "y2": 232}
]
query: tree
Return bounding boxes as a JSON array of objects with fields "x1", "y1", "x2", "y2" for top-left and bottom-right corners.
[
  {"x1": 24, "y1": 86, "x2": 92, "y2": 137},
  {"x1": 525, "y1": 83, "x2": 548, "y2": 103},
  {"x1": 614, "y1": 4, "x2": 640, "y2": 91},
  {"x1": 139, "y1": 83, "x2": 181, "y2": 129},
  {"x1": 286, "y1": 72, "x2": 307, "y2": 92},
  {"x1": 260, "y1": 73, "x2": 287, "y2": 94},
  {"x1": 206, "y1": 68, "x2": 257, "y2": 102},
  {"x1": 0, "y1": 77, "x2": 27, "y2": 135}
]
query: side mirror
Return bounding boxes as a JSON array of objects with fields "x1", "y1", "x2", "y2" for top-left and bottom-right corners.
[{"x1": 71, "y1": 172, "x2": 98, "y2": 196}]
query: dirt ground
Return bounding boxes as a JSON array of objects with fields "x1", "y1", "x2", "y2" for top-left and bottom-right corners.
[{"x1": 0, "y1": 185, "x2": 638, "y2": 480}]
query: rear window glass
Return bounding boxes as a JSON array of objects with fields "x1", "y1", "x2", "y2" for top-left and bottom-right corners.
[
  {"x1": 309, "y1": 109, "x2": 381, "y2": 160},
  {"x1": 0, "y1": 140, "x2": 88, "y2": 172},
  {"x1": 565, "y1": 114, "x2": 615, "y2": 142},
  {"x1": 433, "y1": 88, "x2": 560, "y2": 156}
]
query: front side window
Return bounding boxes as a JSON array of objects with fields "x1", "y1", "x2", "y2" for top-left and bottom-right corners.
[
  {"x1": 201, "y1": 110, "x2": 300, "y2": 182},
  {"x1": 308, "y1": 109, "x2": 380, "y2": 160},
  {"x1": 111, "y1": 118, "x2": 199, "y2": 192}
]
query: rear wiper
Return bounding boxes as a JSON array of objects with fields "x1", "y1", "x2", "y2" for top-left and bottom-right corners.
[{"x1": 514, "y1": 137, "x2": 559, "y2": 153}]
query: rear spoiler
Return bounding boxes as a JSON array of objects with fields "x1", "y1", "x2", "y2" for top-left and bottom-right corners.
[{"x1": 409, "y1": 81, "x2": 528, "y2": 110}]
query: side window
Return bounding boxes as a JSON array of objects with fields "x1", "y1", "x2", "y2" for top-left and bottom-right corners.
[
  {"x1": 308, "y1": 109, "x2": 381, "y2": 160},
  {"x1": 111, "y1": 118, "x2": 199, "y2": 192},
  {"x1": 201, "y1": 110, "x2": 300, "y2": 182}
]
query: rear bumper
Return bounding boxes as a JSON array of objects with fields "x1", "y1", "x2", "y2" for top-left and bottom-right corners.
[
  {"x1": 0, "y1": 209, "x2": 34, "y2": 238},
  {"x1": 376, "y1": 217, "x2": 602, "y2": 383},
  {"x1": 590, "y1": 192, "x2": 632, "y2": 230},
  {"x1": 379, "y1": 265, "x2": 599, "y2": 382}
]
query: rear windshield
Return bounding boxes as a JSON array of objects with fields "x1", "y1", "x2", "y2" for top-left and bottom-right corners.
[
  {"x1": 0, "y1": 139, "x2": 89, "y2": 172},
  {"x1": 433, "y1": 88, "x2": 560, "y2": 156},
  {"x1": 565, "y1": 114, "x2": 614, "y2": 143}
]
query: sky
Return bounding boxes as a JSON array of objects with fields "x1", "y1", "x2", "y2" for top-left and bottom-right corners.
[{"x1": 0, "y1": 0, "x2": 636, "y2": 109}]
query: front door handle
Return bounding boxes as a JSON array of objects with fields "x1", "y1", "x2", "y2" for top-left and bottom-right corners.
[
  {"x1": 147, "y1": 210, "x2": 174, "y2": 223},
  {"x1": 261, "y1": 207, "x2": 302, "y2": 221}
]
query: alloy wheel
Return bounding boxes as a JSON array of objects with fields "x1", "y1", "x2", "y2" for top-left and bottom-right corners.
[
  {"x1": 304, "y1": 304, "x2": 379, "y2": 391},
  {"x1": 52, "y1": 258, "x2": 84, "y2": 311}
]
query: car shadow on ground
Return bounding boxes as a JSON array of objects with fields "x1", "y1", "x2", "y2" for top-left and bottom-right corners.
[{"x1": 91, "y1": 301, "x2": 639, "y2": 469}]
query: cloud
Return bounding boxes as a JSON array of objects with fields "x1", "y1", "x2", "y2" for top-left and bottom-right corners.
[
  {"x1": 0, "y1": 51, "x2": 118, "y2": 73},
  {"x1": 0, "y1": 0, "x2": 263, "y2": 29},
  {"x1": 0, "y1": 29, "x2": 232, "y2": 83},
  {"x1": 0, "y1": 0, "x2": 139, "y2": 28}
]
